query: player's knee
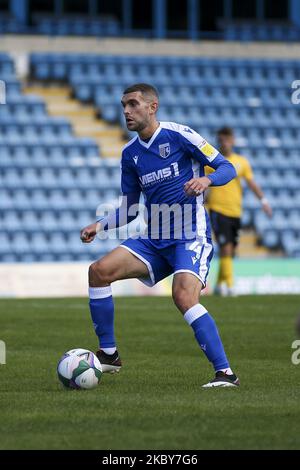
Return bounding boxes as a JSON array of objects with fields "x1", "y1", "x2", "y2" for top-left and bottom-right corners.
[
  {"x1": 88, "y1": 260, "x2": 114, "y2": 286},
  {"x1": 221, "y1": 243, "x2": 233, "y2": 257},
  {"x1": 172, "y1": 285, "x2": 197, "y2": 312}
]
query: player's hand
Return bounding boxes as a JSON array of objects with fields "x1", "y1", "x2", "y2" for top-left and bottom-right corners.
[
  {"x1": 262, "y1": 200, "x2": 273, "y2": 218},
  {"x1": 80, "y1": 223, "x2": 98, "y2": 243},
  {"x1": 184, "y1": 176, "x2": 212, "y2": 197}
]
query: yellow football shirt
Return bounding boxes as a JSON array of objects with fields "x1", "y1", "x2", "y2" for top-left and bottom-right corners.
[{"x1": 205, "y1": 153, "x2": 253, "y2": 218}]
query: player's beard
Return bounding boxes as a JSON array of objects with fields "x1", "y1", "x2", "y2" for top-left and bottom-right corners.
[
  {"x1": 129, "y1": 119, "x2": 149, "y2": 133},
  {"x1": 126, "y1": 121, "x2": 139, "y2": 131}
]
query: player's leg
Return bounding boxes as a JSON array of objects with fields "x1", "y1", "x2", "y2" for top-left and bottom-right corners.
[
  {"x1": 88, "y1": 246, "x2": 149, "y2": 372},
  {"x1": 169, "y1": 239, "x2": 239, "y2": 387},
  {"x1": 89, "y1": 245, "x2": 149, "y2": 287},
  {"x1": 219, "y1": 241, "x2": 234, "y2": 293},
  {"x1": 172, "y1": 272, "x2": 239, "y2": 387},
  {"x1": 210, "y1": 210, "x2": 235, "y2": 295},
  {"x1": 210, "y1": 210, "x2": 228, "y2": 293},
  {"x1": 218, "y1": 215, "x2": 241, "y2": 295}
]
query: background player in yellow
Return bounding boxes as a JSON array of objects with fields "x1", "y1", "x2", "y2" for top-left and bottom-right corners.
[{"x1": 205, "y1": 127, "x2": 272, "y2": 296}]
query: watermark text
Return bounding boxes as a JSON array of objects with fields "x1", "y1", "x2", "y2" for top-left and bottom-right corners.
[
  {"x1": 0, "y1": 80, "x2": 6, "y2": 104},
  {"x1": 291, "y1": 340, "x2": 300, "y2": 365},
  {"x1": 0, "y1": 340, "x2": 6, "y2": 364}
]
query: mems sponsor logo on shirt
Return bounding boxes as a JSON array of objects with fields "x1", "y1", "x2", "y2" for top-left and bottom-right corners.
[{"x1": 139, "y1": 163, "x2": 179, "y2": 187}]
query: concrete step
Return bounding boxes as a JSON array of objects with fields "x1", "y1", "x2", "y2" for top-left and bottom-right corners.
[
  {"x1": 47, "y1": 103, "x2": 95, "y2": 115},
  {"x1": 75, "y1": 129, "x2": 124, "y2": 139},
  {"x1": 72, "y1": 123, "x2": 122, "y2": 133},
  {"x1": 237, "y1": 229, "x2": 271, "y2": 257},
  {"x1": 24, "y1": 86, "x2": 72, "y2": 97},
  {"x1": 24, "y1": 83, "x2": 127, "y2": 159},
  {"x1": 98, "y1": 142, "x2": 124, "y2": 156},
  {"x1": 101, "y1": 148, "x2": 123, "y2": 158}
]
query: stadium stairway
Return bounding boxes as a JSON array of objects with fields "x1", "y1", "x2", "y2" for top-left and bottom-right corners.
[
  {"x1": 236, "y1": 229, "x2": 282, "y2": 258},
  {"x1": 0, "y1": 52, "x2": 124, "y2": 262},
  {"x1": 23, "y1": 84, "x2": 126, "y2": 158}
]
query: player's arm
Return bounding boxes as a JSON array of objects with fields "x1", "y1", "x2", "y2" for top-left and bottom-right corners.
[
  {"x1": 184, "y1": 156, "x2": 236, "y2": 197},
  {"x1": 240, "y1": 157, "x2": 272, "y2": 217},
  {"x1": 246, "y1": 178, "x2": 272, "y2": 217},
  {"x1": 80, "y1": 153, "x2": 141, "y2": 243},
  {"x1": 80, "y1": 192, "x2": 141, "y2": 243},
  {"x1": 181, "y1": 128, "x2": 236, "y2": 196}
]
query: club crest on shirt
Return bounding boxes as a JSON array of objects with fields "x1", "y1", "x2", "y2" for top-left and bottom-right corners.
[{"x1": 158, "y1": 142, "x2": 170, "y2": 158}]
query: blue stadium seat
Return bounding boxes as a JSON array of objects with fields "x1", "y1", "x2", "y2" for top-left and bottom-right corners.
[
  {"x1": 28, "y1": 189, "x2": 48, "y2": 210},
  {"x1": 2, "y1": 211, "x2": 22, "y2": 231},
  {"x1": 262, "y1": 230, "x2": 280, "y2": 249},
  {"x1": 2, "y1": 52, "x2": 300, "y2": 261},
  {"x1": 0, "y1": 233, "x2": 12, "y2": 258},
  {"x1": 31, "y1": 233, "x2": 49, "y2": 257},
  {"x1": 22, "y1": 211, "x2": 41, "y2": 232},
  {"x1": 13, "y1": 233, "x2": 32, "y2": 257}
]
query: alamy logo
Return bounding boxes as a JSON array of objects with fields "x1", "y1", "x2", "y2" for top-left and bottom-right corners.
[
  {"x1": 0, "y1": 340, "x2": 6, "y2": 364},
  {"x1": 159, "y1": 142, "x2": 170, "y2": 158}
]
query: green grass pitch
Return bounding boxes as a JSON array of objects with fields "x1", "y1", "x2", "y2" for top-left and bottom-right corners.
[{"x1": 0, "y1": 295, "x2": 300, "y2": 450}]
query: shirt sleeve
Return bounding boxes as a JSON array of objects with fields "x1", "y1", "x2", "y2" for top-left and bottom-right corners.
[
  {"x1": 180, "y1": 126, "x2": 221, "y2": 167},
  {"x1": 97, "y1": 192, "x2": 141, "y2": 230},
  {"x1": 121, "y1": 151, "x2": 141, "y2": 195},
  {"x1": 180, "y1": 127, "x2": 237, "y2": 186},
  {"x1": 97, "y1": 150, "x2": 141, "y2": 230},
  {"x1": 241, "y1": 157, "x2": 254, "y2": 182}
]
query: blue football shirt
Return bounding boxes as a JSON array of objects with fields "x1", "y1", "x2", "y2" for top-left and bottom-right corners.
[{"x1": 120, "y1": 121, "x2": 233, "y2": 245}]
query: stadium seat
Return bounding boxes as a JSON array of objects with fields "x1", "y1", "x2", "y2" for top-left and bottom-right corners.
[{"x1": 1, "y1": 52, "x2": 300, "y2": 260}]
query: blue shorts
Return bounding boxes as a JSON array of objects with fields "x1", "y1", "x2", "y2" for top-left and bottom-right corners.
[{"x1": 120, "y1": 237, "x2": 214, "y2": 287}]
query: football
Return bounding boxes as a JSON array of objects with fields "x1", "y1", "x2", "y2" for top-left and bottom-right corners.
[{"x1": 57, "y1": 348, "x2": 102, "y2": 390}]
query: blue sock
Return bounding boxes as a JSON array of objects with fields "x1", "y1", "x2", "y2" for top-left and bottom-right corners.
[
  {"x1": 89, "y1": 286, "x2": 116, "y2": 349},
  {"x1": 184, "y1": 304, "x2": 230, "y2": 372}
]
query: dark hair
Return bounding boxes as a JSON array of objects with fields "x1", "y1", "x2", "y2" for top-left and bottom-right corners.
[
  {"x1": 123, "y1": 83, "x2": 159, "y2": 99},
  {"x1": 217, "y1": 126, "x2": 234, "y2": 137}
]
